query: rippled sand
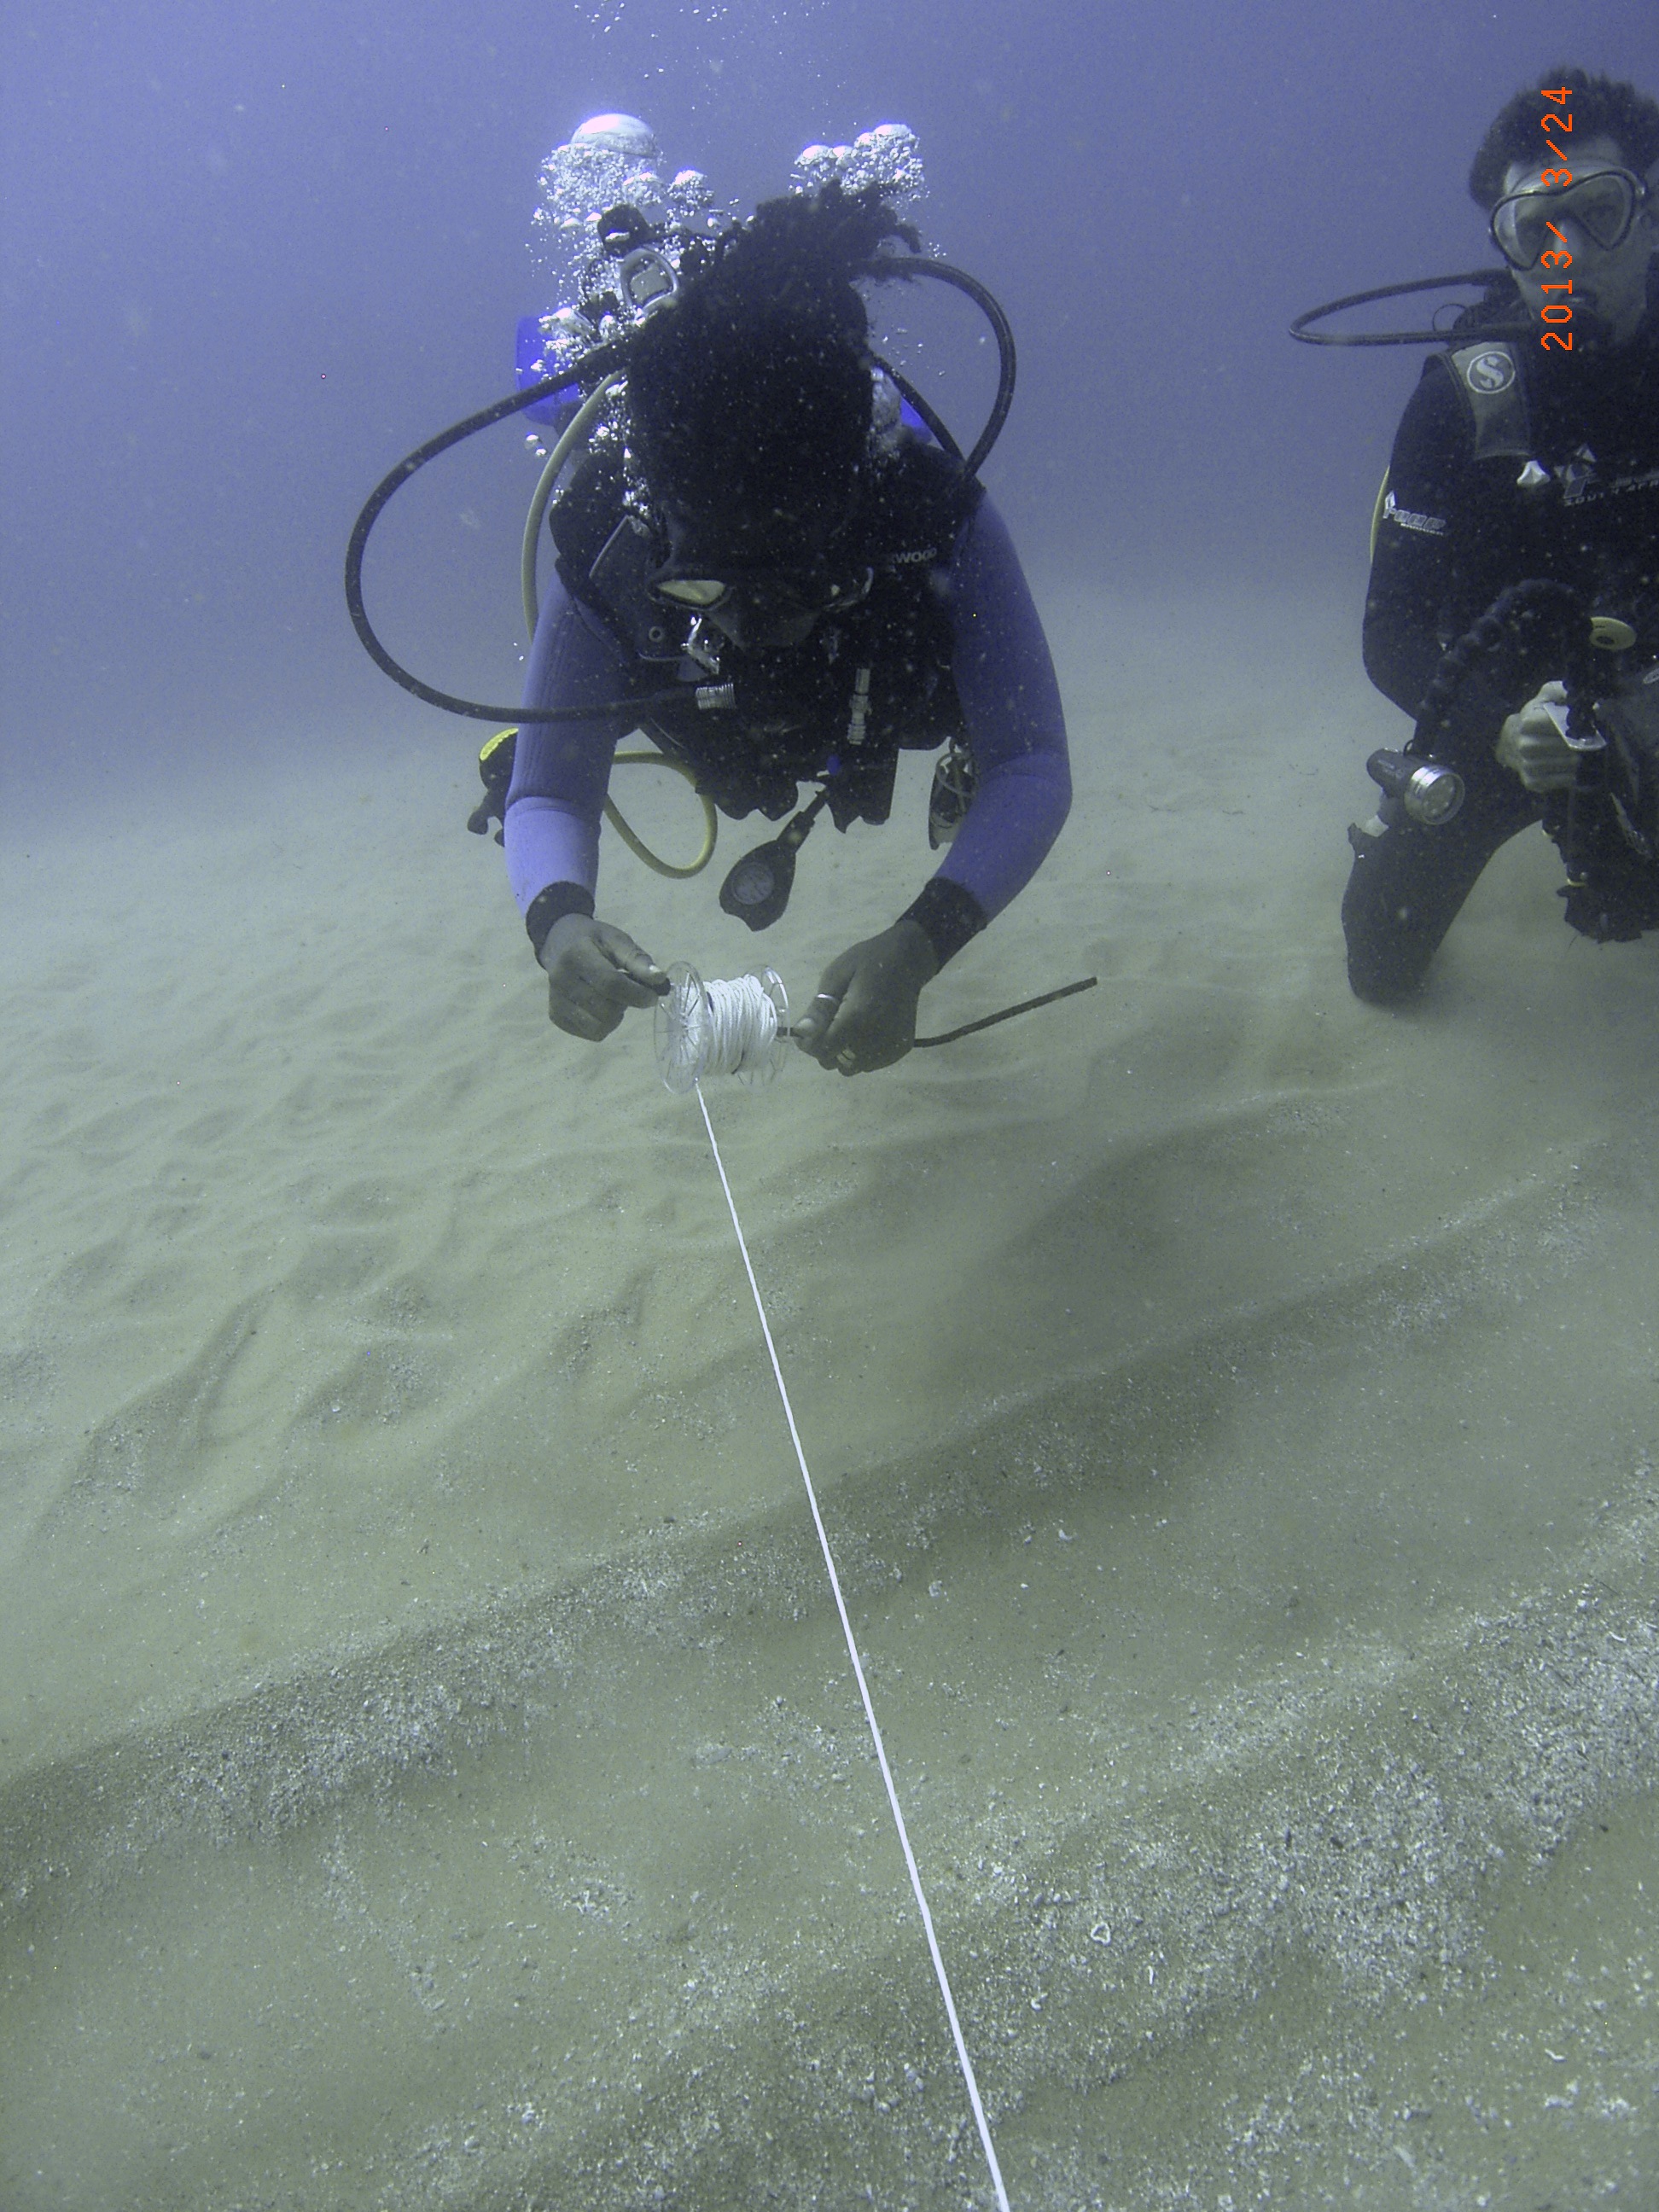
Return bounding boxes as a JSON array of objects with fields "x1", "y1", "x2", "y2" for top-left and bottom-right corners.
[{"x1": 3, "y1": 586, "x2": 1656, "y2": 2208}]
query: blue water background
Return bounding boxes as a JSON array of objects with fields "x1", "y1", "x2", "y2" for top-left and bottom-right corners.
[{"x1": 3, "y1": 0, "x2": 1652, "y2": 795}]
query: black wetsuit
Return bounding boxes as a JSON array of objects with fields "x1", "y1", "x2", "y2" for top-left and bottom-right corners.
[{"x1": 1343, "y1": 290, "x2": 1659, "y2": 1001}]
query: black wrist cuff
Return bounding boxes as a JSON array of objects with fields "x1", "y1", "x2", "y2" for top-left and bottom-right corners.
[
  {"x1": 525, "y1": 882, "x2": 596, "y2": 956},
  {"x1": 900, "y1": 877, "x2": 987, "y2": 969}
]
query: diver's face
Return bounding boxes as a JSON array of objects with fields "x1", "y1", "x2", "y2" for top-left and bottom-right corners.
[
  {"x1": 707, "y1": 587, "x2": 824, "y2": 652},
  {"x1": 649, "y1": 488, "x2": 867, "y2": 651},
  {"x1": 653, "y1": 548, "x2": 871, "y2": 652},
  {"x1": 653, "y1": 571, "x2": 831, "y2": 650},
  {"x1": 1499, "y1": 135, "x2": 1657, "y2": 348}
]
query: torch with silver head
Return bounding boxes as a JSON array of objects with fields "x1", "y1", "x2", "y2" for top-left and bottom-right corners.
[{"x1": 1365, "y1": 748, "x2": 1466, "y2": 826}]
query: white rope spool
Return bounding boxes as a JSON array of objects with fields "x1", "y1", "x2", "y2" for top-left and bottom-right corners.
[{"x1": 653, "y1": 964, "x2": 790, "y2": 1093}]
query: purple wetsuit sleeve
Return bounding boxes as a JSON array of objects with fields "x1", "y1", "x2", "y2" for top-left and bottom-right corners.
[
  {"x1": 934, "y1": 498, "x2": 1071, "y2": 920},
  {"x1": 502, "y1": 575, "x2": 632, "y2": 915}
]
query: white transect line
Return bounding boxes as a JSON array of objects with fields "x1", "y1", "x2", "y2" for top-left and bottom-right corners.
[{"x1": 693, "y1": 1079, "x2": 1012, "y2": 2212}]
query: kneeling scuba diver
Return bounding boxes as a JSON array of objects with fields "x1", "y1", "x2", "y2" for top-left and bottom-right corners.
[
  {"x1": 1291, "y1": 133, "x2": 1659, "y2": 987},
  {"x1": 1356, "y1": 578, "x2": 1659, "y2": 946},
  {"x1": 346, "y1": 119, "x2": 1074, "y2": 1075}
]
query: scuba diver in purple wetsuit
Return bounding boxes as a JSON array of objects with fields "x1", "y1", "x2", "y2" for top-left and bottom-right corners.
[
  {"x1": 345, "y1": 118, "x2": 1070, "y2": 1074},
  {"x1": 503, "y1": 124, "x2": 1071, "y2": 1078}
]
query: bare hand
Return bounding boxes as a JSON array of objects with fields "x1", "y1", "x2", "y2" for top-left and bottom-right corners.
[
  {"x1": 791, "y1": 919, "x2": 939, "y2": 1076},
  {"x1": 539, "y1": 913, "x2": 667, "y2": 1040}
]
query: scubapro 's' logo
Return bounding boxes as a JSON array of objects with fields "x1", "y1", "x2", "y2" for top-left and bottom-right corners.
[{"x1": 1463, "y1": 348, "x2": 1516, "y2": 394}]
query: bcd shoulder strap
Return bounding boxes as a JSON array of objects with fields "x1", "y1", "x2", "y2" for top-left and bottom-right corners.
[{"x1": 1441, "y1": 341, "x2": 1534, "y2": 463}]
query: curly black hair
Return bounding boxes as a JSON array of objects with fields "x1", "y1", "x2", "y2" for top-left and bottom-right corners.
[
  {"x1": 625, "y1": 183, "x2": 917, "y2": 555},
  {"x1": 1469, "y1": 67, "x2": 1659, "y2": 208}
]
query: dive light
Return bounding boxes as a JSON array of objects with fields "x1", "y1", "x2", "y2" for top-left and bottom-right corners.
[{"x1": 1365, "y1": 749, "x2": 1466, "y2": 827}]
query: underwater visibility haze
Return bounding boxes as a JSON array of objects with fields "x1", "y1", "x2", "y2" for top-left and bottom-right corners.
[{"x1": 3, "y1": 0, "x2": 1659, "y2": 2205}]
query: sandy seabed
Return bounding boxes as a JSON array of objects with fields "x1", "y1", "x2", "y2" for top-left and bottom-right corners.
[{"x1": 2, "y1": 581, "x2": 1656, "y2": 2210}]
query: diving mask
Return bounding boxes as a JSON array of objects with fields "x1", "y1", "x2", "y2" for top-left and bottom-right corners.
[
  {"x1": 651, "y1": 563, "x2": 873, "y2": 649},
  {"x1": 1489, "y1": 167, "x2": 1649, "y2": 271}
]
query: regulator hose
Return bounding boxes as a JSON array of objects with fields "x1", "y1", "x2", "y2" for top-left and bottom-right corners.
[
  {"x1": 345, "y1": 259, "x2": 1016, "y2": 723},
  {"x1": 1289, "y1": 268, "x2": 1522, "y2": 347},
  {"x1": 343, "y1": 351, "x2": 674, "y2": 725},
  {"x1": 1411, "y1": 579, "x2": 1596, "y2": 757},
  {"x1": 866, "y1": 254, "x2": 1016, "y2": 475}
]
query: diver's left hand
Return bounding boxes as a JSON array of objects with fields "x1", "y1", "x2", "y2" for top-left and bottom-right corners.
[{"x1": 792, "y1": 919, "x2": 940, "y2": 1076}]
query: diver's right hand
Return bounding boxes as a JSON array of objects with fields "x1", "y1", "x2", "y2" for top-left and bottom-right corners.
[
  {"x1": 538, "y1": 913, "x2": 668, "y2": 1040},
  {"x1": 1494, "y1": 680, "x2": 1576, "y2": 793}
]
